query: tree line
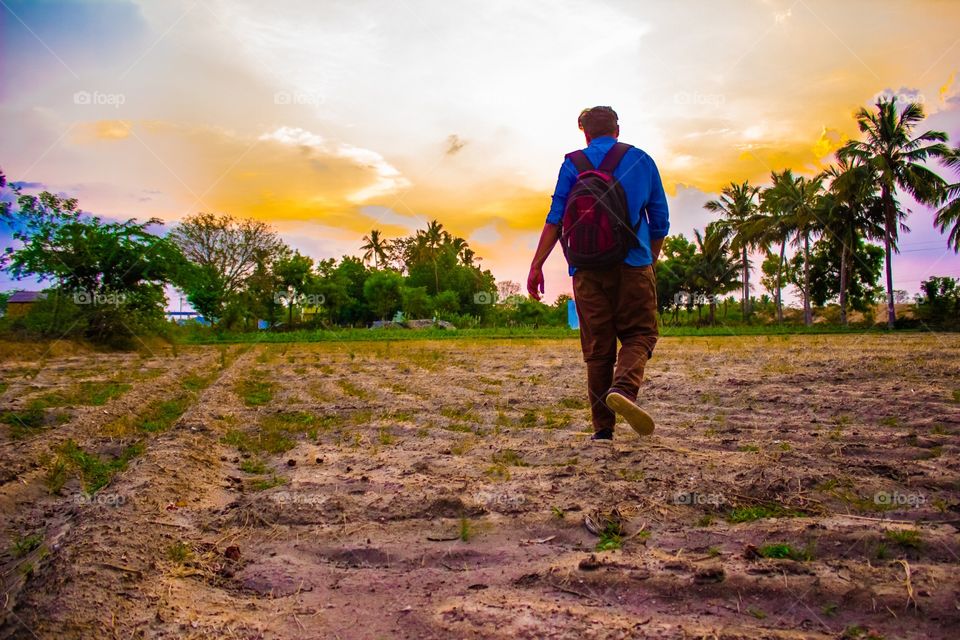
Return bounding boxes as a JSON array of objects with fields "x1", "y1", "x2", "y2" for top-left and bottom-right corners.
[
  {"x1": 659, "y1": 97, "x2": 960, "y2": 328},
  {"x1": 1, "y1": 96, "x2": 958, "y2": 344}
]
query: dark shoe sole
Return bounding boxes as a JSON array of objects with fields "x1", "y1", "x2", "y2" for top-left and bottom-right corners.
[{"x1": 605, "y1": 391, "x2": 654, "y2": 436}]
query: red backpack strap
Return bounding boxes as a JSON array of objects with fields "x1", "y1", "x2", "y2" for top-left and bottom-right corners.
[
  {"x1": 565, "y1": 149, "x2": 594, "y2": 174},
  {"x1": 597, "y1": 142, "x2": 632, "y2": 174}
]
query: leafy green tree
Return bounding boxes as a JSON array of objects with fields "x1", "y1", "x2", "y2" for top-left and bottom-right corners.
[
  {"x1": 654, "y1": 234, "x2": 697, "y2": 322},
  {"x1": 273, "y1": 250, "x2": 316, "y2": 326},
  {"x1": 915, "y1": 276, "x2": 959, "y2": 327},
  {"x1": 804, "y1": 237, "x2": 883, "y2": 313},
  {"x1": 401, "y1": 285, "x2": 432, "y2": 318},
  {"x1": 169, "y1": 212, "x2": 286, "y2": 321},
  {"x1": 2, "y1": 186, "x2": 183, "y2": 344},
  {"x1": 363, "y1": 270, "x2": 404, "y2": 320},
  {"x1": 432, "y1": 290, "x2": 460, "y2": 317},
  {"x1": 839, "y1": 98, "x2": 949, "y2": 328},
  {"x1": 690, "y1": 223, "x2": 742, "y2": 325}
]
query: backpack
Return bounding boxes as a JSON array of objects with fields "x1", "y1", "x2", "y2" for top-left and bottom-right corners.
[{"x1": 559, "y1": 142, "x2": 638, "y2": 270}]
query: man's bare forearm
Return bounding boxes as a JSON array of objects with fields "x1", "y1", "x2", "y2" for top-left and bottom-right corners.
[{"x1": 531, "y1": 223, "x2": 560, "y2": 268}]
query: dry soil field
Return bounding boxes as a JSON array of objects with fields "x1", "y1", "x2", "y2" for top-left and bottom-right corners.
[{"x1": 1, "y1": 333, "x2": 959, "y2": 639}]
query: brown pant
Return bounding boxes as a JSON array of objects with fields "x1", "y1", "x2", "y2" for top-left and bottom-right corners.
[{"x1": 573, "y1": 264, "x2": 659, "y2": 433}]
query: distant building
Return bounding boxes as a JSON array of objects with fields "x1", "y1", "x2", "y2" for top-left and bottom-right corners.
[
  {"x1": 5, "y1": 291, "x2": 47, "y2": 318},
  {"x1": 165, "y1": 310, "x2": 210, "y2": 326}
]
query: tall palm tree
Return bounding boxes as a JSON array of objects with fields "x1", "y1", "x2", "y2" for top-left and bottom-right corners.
[
  {"x1": 934, "y1": 146, "x2": 960, "y2": 252},
  {"x1": 822, "y1": 156, "x2": 885, "y2": 325},
  {"x1": 705, "y1": 181, "x2": 760, "y2": 319},
  {"x1": 360, "y1": 229, "x2": 389, "y2": 269},
  {"x1": 692, "y1": 223, "x2": 742, "y2": 325},
  {"x1": 788, "y1": 175, "x2": 825, "y2": 326},
  {"x1": 757, "y1": 170, "x2": 799, "y2": 323},
  {"x1": 415, "y1": 220, "x2": 446, "y2": 293},
  {"x1": 839, "y1": 98, "x2": 949, "y2": 328}
]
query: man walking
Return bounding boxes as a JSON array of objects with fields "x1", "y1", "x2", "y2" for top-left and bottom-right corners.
[{"x1": 527, "y1": 106, "x2": 669, "y2": 440}]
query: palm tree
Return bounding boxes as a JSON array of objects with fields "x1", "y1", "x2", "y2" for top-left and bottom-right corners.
[
  {"x1": 934, "y1": 146, "x2": 960, "y2": 252},
  {"x1": 789, "y1": 175, "x2": 824, "y2": 326},
  {"x1": 705, "y1": 181, "x2": 760, "y2": 319},
  {"x1": 839, "y1": 98, "x2": 949, "y2": 328},
  {"x1": 822, "y1": 156, "x2": 885, "y2": 325},
  {"x1": 360, "y1": 229, "x2": 389, "y2": 269},
  {"x1": 415, "y1": 220, "x2": 446, "y2": 293},
  {"x1": 757, "y1": 170, "x2": 798, "y2": 323}
]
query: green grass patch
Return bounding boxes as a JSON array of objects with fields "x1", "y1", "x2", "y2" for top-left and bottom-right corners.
[
  {"x1": 10, "y1": 532, "x2": 43, "y2": 558},
  {"x1": 29, "y1": 380, "x2": 130, "y2": 409},
  {"x1": 596, "y1": 523, "x2": 623, "y2": 552},
  {"x1": 2, "y1": 408, "x2": 52, "y2": 439},
  {"x1": 841, "y1": 625, "x2": 885, "y2": 640},
  {"x1": 182, "y1": 324, "x2": 883, "y2": 346},
  {"x1": 239, "y1": 458, "x2": 268, "y2": 474},
  {"x1": 440, "y1": 405, "x2": 481, "y2": 423},
  {"x1": 138, "y1": 396, "x2": 192, "y2": 433},
  {"x1": 484, "y1": 463, "x2": 510, "y2": 481},
  {"x1": 181, "y1": 372, "x2": 215, "y2": 392},
  {"x1": 558, "y1": 397, "x2": 587, "y2": 410},
  {"x1": 225, "y1": 411, "x2": 332, "y2": 455},
  {"x1": 727, "y1": 504, "x2": 799, "y2": 523},
  {"x1": 167, "y1": 541, "x2": 192, "y2": 564},
  {"x1": 251, "y1": 475, "x2": 287, "y2": 491},
  {"x1": 491, "y1": 449, "x2": 527, "y2": 466},
  {"x1": 56, "y1": 439, "x2": 144, "y2": 493},
  {"x1": 336, "y1": 379, "x2": 369, "y2": 399},
  {"x1": 757, "y1": 542, "x2": 814, "y2": 561},
  {"x1": 884, "y1": 528, "x2": 922, "y2": 549},
  {"x1": 234, "y1": 378, "x2": 274, "y2": 406}
]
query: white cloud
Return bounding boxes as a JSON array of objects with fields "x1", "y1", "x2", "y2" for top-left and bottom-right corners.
[{"x1": 258, "y1": 126, "x2": 410, "y2": 202}]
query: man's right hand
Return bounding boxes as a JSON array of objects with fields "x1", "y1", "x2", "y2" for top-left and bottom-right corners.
[{"x1": 527, "y1": 265, "x2": 545, "y2": 301}]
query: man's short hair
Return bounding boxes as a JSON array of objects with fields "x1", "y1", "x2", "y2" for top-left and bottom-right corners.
[{"x1": 578, "y1": 106, "x2": 618, "y2": 138}]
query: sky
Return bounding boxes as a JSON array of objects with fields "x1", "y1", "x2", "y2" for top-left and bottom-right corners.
[{"x1": 1, "y1": 0, "x2": 959, "y2": 305}]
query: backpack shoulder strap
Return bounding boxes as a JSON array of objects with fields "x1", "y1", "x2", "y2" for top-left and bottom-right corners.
[
  {"x1": 597, "y1": 142, "x2": 632, "y2": 174},
  {"x1": 564, "y1": 149, "x2": 594, "y2": 174}
]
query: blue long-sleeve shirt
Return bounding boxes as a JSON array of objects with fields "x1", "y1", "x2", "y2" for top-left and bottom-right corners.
[{"x1": 546, "y1": 136, "x2": 669, "y2": 274}]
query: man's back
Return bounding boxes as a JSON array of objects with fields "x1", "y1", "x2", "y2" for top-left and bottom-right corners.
[{"x1": 545, "y1": 135, "x2": 669, "y2": 271}]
